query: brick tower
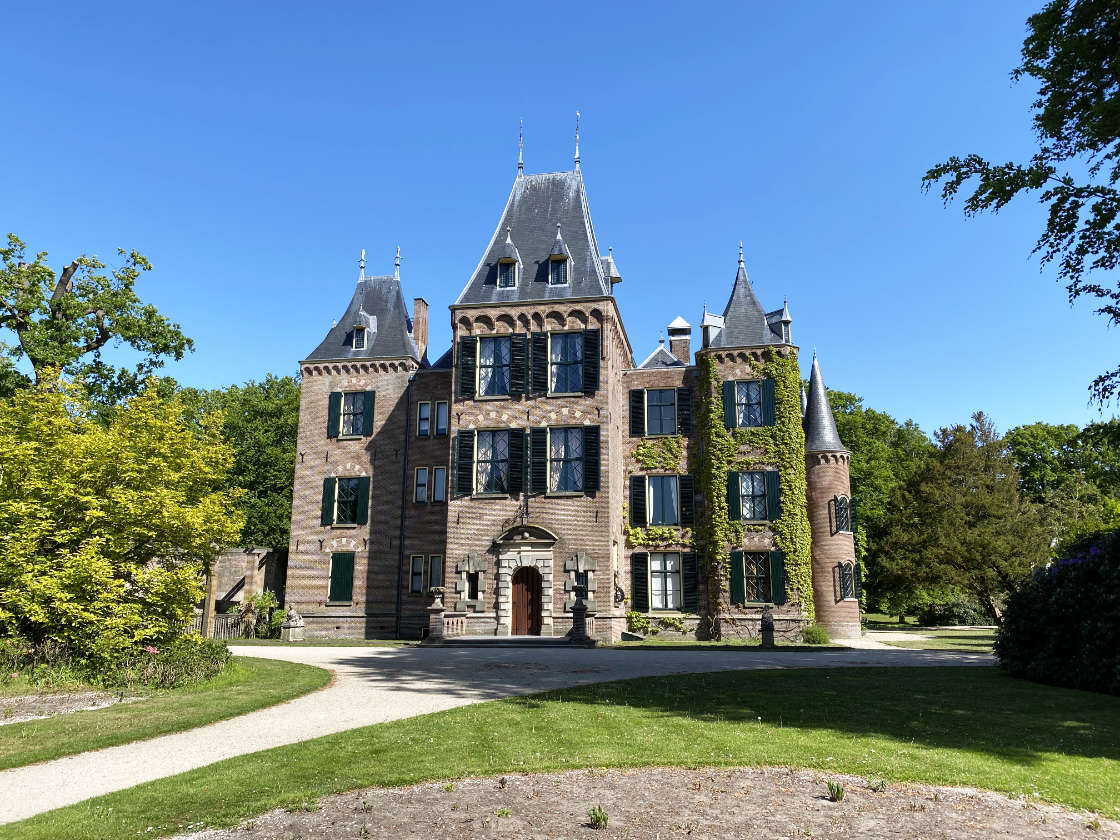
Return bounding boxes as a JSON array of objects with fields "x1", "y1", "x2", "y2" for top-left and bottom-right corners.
[{"x1": 803, "y1": 353, "x2": 861, "y2": 639}]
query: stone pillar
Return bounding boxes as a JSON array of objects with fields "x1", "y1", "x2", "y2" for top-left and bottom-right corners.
[
  {"x1": 566, "y1": 585, "x2": 595, "y2": 647},
  {"x1": 426, "y1": 587, "x2": 446, "y2": 642},
  {"x1": 280, "y1": 607, "x2": 305, "y2": 642},
  {"x1": 805, "y1": 451, "x2": 862, "y2": 639},
  {"x1": 201, "y1": 571, "x2": 218, "y2": 638},
  {"x1": 760, "y1": 605, "x2": 775, "y2": 649}
]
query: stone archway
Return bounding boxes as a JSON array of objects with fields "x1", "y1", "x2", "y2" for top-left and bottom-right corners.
[{"x1": 494, "y1": 524, "x2": 556, "y2": 637}]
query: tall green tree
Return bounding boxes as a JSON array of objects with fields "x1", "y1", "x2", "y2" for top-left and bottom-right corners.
[
  {"x1": 0, "y1": 234, "x2": 193, "y2": 403},
  {"x1": 922, "y1": 0, "x2": 1120, "y2": 404}
]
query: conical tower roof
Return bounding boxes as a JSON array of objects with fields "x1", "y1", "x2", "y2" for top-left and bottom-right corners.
[
  {"x1": 803, "y1": 353, "x2": 846, "y2": 452},
  {"x1": 708, "y1": 245, "x2": 782, "y2": 348}
]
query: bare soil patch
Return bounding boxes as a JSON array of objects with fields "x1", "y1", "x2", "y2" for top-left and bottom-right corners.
[
  {"x1": 173, "y1": 766, "x2": 1117, "y2": 839},
  {"x1": 0, "y1": 691, "x2": 137, "y2": 726}
]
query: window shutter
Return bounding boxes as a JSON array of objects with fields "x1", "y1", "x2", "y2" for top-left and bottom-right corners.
[
  {"x1": 630, "y1": 552, "x2": 649, "y2": 612},
  {"x1": 509, "y1": 334, "x2": 527, "y2": 396},
  {"x1": 854, "y1": 561, "x2": 863, "y2": 599},
  {"x1": 530, "y1": 332, "x2": 548, "y2": 393},
  {"x1": 769, "y1": 550, "x2": 787, "y2": 604},
  {"x1": 679, "y1": 475, "x2": 695, "y2": 526},
  {"x1": 677, "y1": 388, "x2": 693, "y2": 435},
  {"x1": 507, "y1": 428, "x2": 525, "y2": 495},
  {"x1": 850, "y1": 497, "x2": 859, "y2": 533},
  {"x1": 630, "y1": 474, "x2": 647, "y2": 527},
  {"x1": 761, "y1": 378, "x2": 776, "y2": 426},
  {"x1": 328, "y1": 552, "x2": 355, "y2": 602},
  {"x1": 320, "y1": 478, "x2": 336, "y2": 526},
  {"x1": 583, "y1": 425, "x2": 601, "y2": 492},
  {"x1": 582, "y1": 328, "x2": 601, "y2": 395},
  {"x1": 765, "y1": 471, "x2": 782, "y2": 521},
  {"x1": 529, "y1": 427, "x2": 547, "y2": 494},
  {"x1": 727, "y1": 471, "x2": 741, "y2": 521},
  {"x1": 457, "y1": 336, "x2": 477, "y2": 399},
  {"x1": 362, "y1": 391, "x2": 375, "y2": 436},
  {"x1": 729, "y1": 550, "x2": 745, "y2": 605},
  {"x1": 629, "y1": 389, "x2": 645, "y2": 437},
  {"x1": 682, "y1": 552, "x2": 699, "y2": 613},
  {"x1": 327, "y1": 392, "x2": 342, "y2": 439},
  {"x1": 455, "y1": 431, "x2": 475, "y2": 496},
  {"x1": 722, "y1": 381, "x2": 735, "y2": 429},
  {"x1": 355, "y1": 476, "x2": 370, "y2": 525}
]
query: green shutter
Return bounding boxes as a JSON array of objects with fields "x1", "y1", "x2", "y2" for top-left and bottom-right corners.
[
  {"x1": 765, "y1": 471, "x2": 782, "y2": 521},
  {"x1": 509, "y1": 333, "x2": 527, "y2": 396},
  {"x1": 327, "y1": 392, "x2": 342, "y2": 439},
  {"x1": 582, "y1": 329, "x2": 601, "y2": 395},
  {"x1": 679, "y1": 475, "x2": 695, "y2": 526},
  {"x1": 630, "y1": 552, "x2": 649, "y2": 612},
  {"x1": 682, "y1": 552, "x2": 699, "y2": 613},
  {"x1": 320, "y1": 477, "x2": 336, "y2": 525},
  {"x1": 355, "y1": 476, "x2": 370, "y2": 525},
  {"x1": 722, "y1": 381, "x2": 735, "y2": 429},
  {"x1": 769, "y1": 550, "x2": 787, "y2": 605},
  {"x1": 507, "y1": 428, "x2": 525, "y2": 495},
  {"x1": 529, "y1": 427, "x2": 547, "y2": 493},
  {"x1": 583, "y1": 425, "x2": 601, "y2": 492},
  {"x1": 362, "y1": 391, "x2": 375, "y2": 436},
  {"x1": 629, "y1": 389, "x2": 645, "y2": 437},
  {"x1": 530, "y1": 332, "x2": 548, "y2": 393},
  {"x1": 328, "y1": 552, "x2": 355, "y2": 602},
  {"x1": 677, "y1": 387, "x2": 693, "y2": 435},
  {"x1": 727, "y1": 471, "x2": 741, "y2": 521},
  {"x1": 457, "y1": 336, "x2": 477, "y2": 398},
  {"x1": 729, "y1": 550, "x2": 745, "y2": 605},
  {"x1": 761, "y1": 378, "x2": 776, "y2": 426},
  {"x1": 630, "y1": 475, "x2": 647, "y2": 527},
  {"x1": 455, "y1": 431, "x2": 475, "y2": 496},
  {"x1": 854, "y1": 561, "x2": 863, "y2": 600}
]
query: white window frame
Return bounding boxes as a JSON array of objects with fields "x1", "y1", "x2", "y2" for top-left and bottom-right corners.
[
  {"x1": 498, "y1": 260, "x2": 518, "y2": 288},
  {"x1": 435, "y1": 401, "x2": 449, "y2": 436},
  {"x1": 839, "y1": 562, "x2": 857, "y2": 601},
  {"x1": 409, "y1": 555, "x2": 425, "y2": 593},
  {"x1": 353, "y1": 325, "x2": 366, "y2": 350},
  {"x1": 649, "y1": 552, "x2": 682, "y2": 611},
  {"x1": 733, "y1": 380, "x2": 764, "y2": 429},
  {"x1": 740, "y1": 471, "x2": 768, "y2": 522},
  {"x1": 340, "y1": 391, "x2": 365, "y2": 437},
  {"x1": 835, "y1": 495, "x2": 852, "y2": 534},
  {"x1": 474, "y1": 428, "x2": 511, "y2": 495},
  {"x1": 548, "y1": 256, "x2": 569, "y2": 286},
  {"x1": 547, "y1": 426, "x2": 584, "y2": 494},
  {"x1": 645, "y1": 388, "x2": 677, "y2": 436},
  {"x1": 647, "y1": 475, "x2": 680, "y2": 526},
  {"x1": 417, "y1": 401, "x2": 431, "y2": 437},
  {"x1": 334, "y1": 476, "x2": 362, "y2": 525},
  {"x1": 548, "y1": 331, "x2": 584, "y2": 395},
  {"x1": 414, "y1": 467, "x2": 428, "y2": 503},
  {"x1": 431, "y1": 466, "x2": 447, "y2": 503},
  {"x1": 427, "y1": 555, "x2": 443, "y2": 589},
  {"x1": 478, "y1": 335, "x2": 513, "y2": 397}
]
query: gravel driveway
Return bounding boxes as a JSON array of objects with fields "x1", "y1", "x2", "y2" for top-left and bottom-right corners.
[{"x1": 0, "y1": 644, "x2": 992, "y2": 825}]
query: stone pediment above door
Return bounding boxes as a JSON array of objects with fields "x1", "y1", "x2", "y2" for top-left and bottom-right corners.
[{"x1": 494, "y1": 523, "x2": 559, "y2": 548}]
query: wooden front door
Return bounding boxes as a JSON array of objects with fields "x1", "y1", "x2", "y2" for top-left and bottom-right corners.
[{"x1": 511, "y1": 566, "x2": 543, "y2": 636}]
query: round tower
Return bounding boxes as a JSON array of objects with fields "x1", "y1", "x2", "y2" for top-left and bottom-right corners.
[{"x1": 803, "y1": 353, "x2": 861, "y2": 639}]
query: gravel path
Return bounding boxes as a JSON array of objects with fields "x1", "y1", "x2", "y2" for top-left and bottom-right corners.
[{"x1": 0, "y1": 644, "x2": 992, "y2": 825}]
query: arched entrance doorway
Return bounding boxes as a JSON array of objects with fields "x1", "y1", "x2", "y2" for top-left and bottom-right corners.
[{"x1": 511, "y1": 566, "x2": 543, "y2": 636}]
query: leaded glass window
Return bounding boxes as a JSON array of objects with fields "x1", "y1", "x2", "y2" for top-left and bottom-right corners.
[
  {"x1": 341, "y1": 392, "x2": 364, "y2": 436},
  {"x1": 353, "y1": 326, "x2": 366, "y2": 349},
  {"x1": 744, "y1": 552, "x2": 771, "y2": 602},
  {"x1": 740, "y1": 471, "x2": 767, "y2": 520},
  {"x1": 646, "y1": 389, "x2": 676, "y2": 435},
  {"x1": 649, "y1": 475, "x2": 679, "y2": 525},
  {"x1": 335, "y1": 477, "x2": 361, "y2": 524},
  {"x1": 735, "y1": 381, "x2": 763, "y2": 427},
  {"x1": 475, "y1": 430, "x2": 510, "y2": 494},
  {"x1": 550, "y1": 259, "x2": 567, "y2": 285},
  {"x1": 836, "y1": 495, "x2": 852, "y2": 533},
  {"x1": 550, "y1": 333, "x2": 583, "y2": 393},
  {"x1": 650, "y1": 552, "x2": 682, "y2": 610},
  {"x1": 549, "y1": 427, "x2": 584, "y2": 492},
  {"x1": 839, "y1": 563, "x2": 855, "y2": 599},
  {"x1": 498, "y1": 261, "x2": 516, "y2": 287},
  {"x1": 479, "y1": 336, "x2": 512, "y2": 396}
]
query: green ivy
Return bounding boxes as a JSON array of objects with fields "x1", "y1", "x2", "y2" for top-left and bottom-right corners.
[
  {"x1": 633, "y1": 435, "x2": 687, "y2": 471},
  {"x1": 625, "y1": 611, "x2": 651, "y2": 634},
  {"x1": 621, "y1": 503, "x2": 694, "y2": 548}
]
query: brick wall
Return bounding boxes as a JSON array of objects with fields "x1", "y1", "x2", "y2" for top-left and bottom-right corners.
[{"x1": 806, "y1": 451, "x2": 861, "y2": 638}]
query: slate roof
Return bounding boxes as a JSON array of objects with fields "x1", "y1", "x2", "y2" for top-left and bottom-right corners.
[
  {"x1": 637, "y1": 344, "x2": 686, "y2": 369},
  {"x1": 708, "y1": 257, "x2": 783, "y2": 349},
  {"x1": 428, "y1": 346, "x2": 453, "y2": 370},
  {"x1": 455, "y1": 170, "x2": 610, "y2": 305},
  {"x1": 305, "y1": 272, "x2": 419, "y2": 362},
  {"x1": 804, "y1": 353, "x2": 846, "y2": 452}
]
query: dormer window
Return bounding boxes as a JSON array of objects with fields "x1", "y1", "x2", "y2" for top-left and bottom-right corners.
[
  {"x1": 549, "y1": 257, "x2": 568, "y2": 286},
  {"x1": 353, "y1": 326, "x2": 366, "y2": 349},
  {"x1": 498, "y1": 260, "x2": 517, "y2": 288}
]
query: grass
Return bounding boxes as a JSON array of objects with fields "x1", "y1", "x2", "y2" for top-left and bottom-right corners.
[
  {"x1": 0, "y1": 657, "x2": 329, "y2": 771},
  {"x1": 877, "y1": 627, "x2": 997, "y2": 653},
  {"x1": 228, "y1": 637, "x2": 416, "y2": 647},
  {"x1": 5, "y1": 666, "x2": 1118, "y2": 839}
]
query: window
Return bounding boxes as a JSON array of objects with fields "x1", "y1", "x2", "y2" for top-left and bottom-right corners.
[
  {"x1": 479, "y1": 336, "x2": 512, "y2": 396},
  {"x1": 432, "y1": 466, "x2": 446, "y2": 502},
  {"x1": 328, "y1": 552, "x2": 355, "y2": 602},
  {"x1": 342, "y1": 392, "x2": 364, "y2": 436},
  {"x1": 743, "y1": 552, "x2": 771, "y2": 602},
  {"x1": 409, "y1": 555, "x2": 425, "y2": 593},
  {"x1": 417, "y1": 402, "x2": 431, "y2": 437},
  {"x1": 435, "y1": 401, "x2": 449, "y2": 435},
  {"x1": 549, "y1": 427, "x2": 584, "y2": 492},
  {"x1": 650, "y1": 552, "x2": 682, "y2": 610},
  {"x1": 835, "y1": 495, "x2": 852, "y2": 533},
  {"x1": 549, "y1": 258, "x2": 567, "y2": 286},
  {"x1": 335, "y1": 477, "x2": 362, "y2": 524},
  {"x1": 414, "y1": 467, "x2": 428, "y2": 503},
  {"x1": 839, "y1": 563, "x2": 856, "y2": 600},
  {"x1": 649, "y1": 475, "x2": 679, "y2": 526},
  {"x1": 427, "y1": 555, "x2": 443, "y2": 589},
  {"x1": 735, "y1": 381, "x2": 763, "y2": 427},
  {"x1": 467, "y1": 571, "x2": 480, "y2": 600},
  {"x1": 498, "y1": 261, "x2": 516, "y2": 287},
  {"x1": 549, "y1": 333, "x2": 583, "y2": 393},
  {"x1": 740, "y1": 472, "x2": 767, "y2": 521},
  {"x1": 353, "y1": 326, "x2": 366, "y2": 350},
  {"x1": 475, "y1": 430, "x2": 510, "y2": 494},
  {"x1": 646, "y1": 389, "x2": 676, "y2": 436}
]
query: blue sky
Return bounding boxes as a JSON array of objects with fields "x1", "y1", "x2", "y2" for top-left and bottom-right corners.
[{"x1": 3, "y1": 0, "x2": 1113, "y2": 435}]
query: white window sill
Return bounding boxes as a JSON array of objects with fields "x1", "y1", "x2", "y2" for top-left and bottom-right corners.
[{"x1": 331, "y1": 523, "x2": 359, "y2": 529}]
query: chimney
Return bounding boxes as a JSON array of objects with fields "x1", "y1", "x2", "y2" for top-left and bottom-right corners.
[
  {"x1": 667, "y1": 316, "x2": 691, "y2": 365},
  {"x1": 412, "y1": 298, "x2": 428, "y2": 360}
]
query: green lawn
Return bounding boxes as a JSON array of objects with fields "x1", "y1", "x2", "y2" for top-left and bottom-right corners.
[
  {"x1": 878, "y1": 628, "x2": 997, "y2": 653},
  {"x1": 229, "y1": 637, "x2": 416, "y2": 647},
  {"x1": 0, "y1": 657, "x2": 329, "y2": 771},
  {"x1": 5, "y1": 666, "x2": 1117, "y2": 840}
]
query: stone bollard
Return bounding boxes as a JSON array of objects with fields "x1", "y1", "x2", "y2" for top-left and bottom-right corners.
[
  {"x1": 426, "y1": 587, "x2": 446, "y2": 642},
  {"x1": 566, "y1": 584, "x2": 595, "y2": 647},
  {"x1": 760, "y1": 606, "x2": 775, "y2": 649},
  {"x1": 280, "y1": 607, "x2": 305, "y2": 642}
]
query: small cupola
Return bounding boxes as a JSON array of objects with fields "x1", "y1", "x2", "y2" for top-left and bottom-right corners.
[
  {"x1": 779, "y1": 298, "x2": 792, "y2": 344},
  {"x1": 600, "y1": 246, "x2": 622, "y2": 287},
  {"x1": 497, "y1": 227, "x2": 521, "y2": 288},
  {"x1": 549, "y1": 223, "x2": 571, "y2": 286}
]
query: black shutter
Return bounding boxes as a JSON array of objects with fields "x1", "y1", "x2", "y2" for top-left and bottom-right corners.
[
  {"x1": 630, "y1": 474, "x2": 647, "y2": 527},
  {"x1": 320, "y1": 478, "x2": 336, "y2": 525},
  {"x1": 727, "y1": 471, "x2": 741, "y2": 521},
  {"x1": 530, "y1": 332, "x2": 548, "y2": 393},
  {"x1": 457, "y1": 336, "x2": 477, "y2": 399},
  {"x1": 631, "y1": 552, "x2": 649, "y2": 612},
  {"x1": 509, "y1": 333, "x2": 527, "y2": 396},
  {"x1": 761, "y1": 378, "x2": 776, "y2": 426},
  {"x1": 677, "y1": 388, "x2": 693, "y2": 435},
  {"x1": 583, "y1": 426, "x2": 601, "y2": 492},
  {"x1": 722, "y1": 381, "x2": 736, "y2": 429},
  {"x1": 679, "y1": 475, "x2": 695, "y2": 526},
  {"x1": 455, "y1": 431, "x2": 475, "y2": 496},
  {"x1": 529, "y1": 427, "x2": 548, "y2": 494},
  {"x1": 327, "y1": 392, "x2": 342, "y2": 439},
  {"x1": 729, "y1": 550, "x2": 745, "y2": 605},
  {"x1": 362, "y1": 391, "x2": 375, "y2": 436},
  {"x1": 328, "y1": 552, "x2": 355, "y2": 602},
  {"x1": 682, "y1": 552, "x2": 699, "y2": 613},
  {"x1": 854, "y1": 561, "x2": 863, "y2": 600},
  {"x1": 629, "y1": 389, "x2": 645, "y2": 437},
  {"x1": 770, "y1": 550, "x2": 787, "y2": 604},
  {"x1": 507, "y1": 428, "x2": 525, "y2": 495},
  {"x1": 765, "y1": 470, "x2": 782, "y2": 521},
  {"x1": 582, "y1": 328, "x2": 601, "y2": 395},
  {"x1": 355, "y1": 476, "x2": 370, "y2": 525},
  {"x1": 850, "y1": 497, "x2": 859, "y2": 533}
]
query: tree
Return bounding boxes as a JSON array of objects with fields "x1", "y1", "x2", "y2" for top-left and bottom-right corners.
[
  {"x1": 0, "y1": 234, "x2": 193, "y2": 403},
  {"x1": 922, "y1": 0, "x2": 1120, "y2": 404},
  {"x1": 880, "y1": 413, "x2": 1051, "y2": 624},
  {"x1": 0, "y1": 379, "x2": 244, "y2": 662}
]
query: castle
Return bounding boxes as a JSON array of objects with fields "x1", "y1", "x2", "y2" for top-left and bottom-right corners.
[{"x1": 285, "y1": 142, "x2": 860, "y2": 643}]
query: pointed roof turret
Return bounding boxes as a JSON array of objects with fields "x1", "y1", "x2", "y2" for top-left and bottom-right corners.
[
  {"x1": 501, "y1": 227, "x2": 522, "y2": 264},
  {"x1": 550, "y1": 223, "x2": 571, "y2": 259},
  {"x1": 800, "y1": 384, "x2": 808, "y2": 417},
  {"x1": 708, "y1": 243, "x2": 781, "y2": 348},
  {"x1": 803, "y1": 353, "x2": 846, "y2": 452}
]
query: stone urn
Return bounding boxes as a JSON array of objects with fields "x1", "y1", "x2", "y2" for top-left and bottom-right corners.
[{"x1": 280, "y1": 607, "x2": 305, "y2": 642}]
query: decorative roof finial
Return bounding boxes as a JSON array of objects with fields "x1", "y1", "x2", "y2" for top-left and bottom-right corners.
[
  {"x1": 518, "y1": 119, "x2": 524, "y2": 175},
  {"x1": 574, "y1": 110, "x2": 581, "y2": 169},
  {"x1": 738, "y1": 241, "x2": 744, "y2": 267},
  {"x1": 359, "y1": 248, "x2": 366, "y2": 282},
  {"x1": 394, "y1": 245, "x2": 400, "y2": 280}
]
